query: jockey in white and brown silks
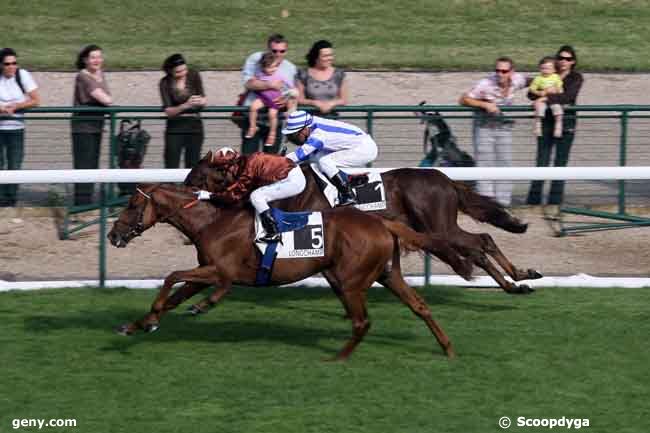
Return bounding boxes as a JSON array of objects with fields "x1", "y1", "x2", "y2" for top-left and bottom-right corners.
[{"x1": 195, "y1": 147, "x2": 306, "y2": 243}]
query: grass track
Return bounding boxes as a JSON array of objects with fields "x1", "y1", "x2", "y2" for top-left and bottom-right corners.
[
  {"x1": 3, "y1": 1, "x2": 650, "y2": 71},
  {"x1": 1, "y1": 285, "x2": 649, "y2": 432}
]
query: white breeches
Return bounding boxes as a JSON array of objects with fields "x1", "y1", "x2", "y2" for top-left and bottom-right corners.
[
  {"x1": 250, "y1": 166, "x2": 306, "y2": 213},
  {"x1": 312, "y1": 135, "x2": 378, "y2": 178}
]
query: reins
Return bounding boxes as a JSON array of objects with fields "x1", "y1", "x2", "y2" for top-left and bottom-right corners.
[{"x1": 134, "y1": 186, "x2": 199, "y2": 233}]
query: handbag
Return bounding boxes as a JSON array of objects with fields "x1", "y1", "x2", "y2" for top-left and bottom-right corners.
[{"x1": 230, "y1": 92, "x2": 248, "y2": 128}]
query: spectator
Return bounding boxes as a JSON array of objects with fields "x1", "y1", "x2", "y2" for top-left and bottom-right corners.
[
  {"x1": 71, "y1": 44, "x2": 112, "y2": 206},
  {"x1": 245, "y1": 52, "x2": 297, "y2": 147},
  {"x1": 240, "y1": 33, "x2": 297, "y2": 155},
  {"x1": 526, "y1": 45, "x2": 583, "y2": 206},
  {"x1": 530, "y1": 56, "x2": 564, "y2": 138},
  {"x1": 296, "y1": 40, "x2": 348, "y2": 116},
  {"x1": 0, "y1": 48, "x2": 40, "y2": 207},
  {"x1": 459, "y1": 57, "x2": 527, "y2": 206},
  {"x1": 159, "y1": 53, "x2": 206, "y2": 169}
]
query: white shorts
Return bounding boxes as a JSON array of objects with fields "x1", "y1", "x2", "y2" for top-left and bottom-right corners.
[{"x1": 250, "y1": 166, "x2": 306, "y2": 213}]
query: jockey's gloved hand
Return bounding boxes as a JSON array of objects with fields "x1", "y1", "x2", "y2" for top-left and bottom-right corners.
[{"x1": 194, "y1": 190, "x2": 212, "y2": 201}]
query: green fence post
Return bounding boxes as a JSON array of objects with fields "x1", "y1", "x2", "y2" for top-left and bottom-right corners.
[
  {"x1": 366, "y1": 110, "x2": 374, "y2": 137},
  {"x1": 108, "y1": 111, "x2": 118, "y2": 201},
  {"x1": 99, "y1": 183, "x2": 107, "y2": 288},
  {"x1": 618, "y1": 110, "x2": 628, "y2": 214}
]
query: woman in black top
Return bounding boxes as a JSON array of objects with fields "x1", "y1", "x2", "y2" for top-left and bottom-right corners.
[
  {"x1": 159, "y1": 54, "x2": 207, "y2": 168},
  {"x1": 526, "y1": 45, "x2": 584, "y2": 205}
]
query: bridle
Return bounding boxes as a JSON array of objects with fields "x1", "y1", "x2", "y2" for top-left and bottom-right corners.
[{"x1": 126, "y1": 186, "x2": 199, "y2": 239}]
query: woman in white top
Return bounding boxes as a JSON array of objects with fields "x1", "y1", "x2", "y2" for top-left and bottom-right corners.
[{"x1": 0, "y1": 48, "x2": 40, "y2": 207}]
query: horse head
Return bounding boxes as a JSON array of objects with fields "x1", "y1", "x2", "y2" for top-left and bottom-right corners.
[
  {"x1": 184, "y1": 150, "x2": 241, "y2": 193},
  {"x1": 108, "y1": 184, "x2": 162, "y2": 247}
]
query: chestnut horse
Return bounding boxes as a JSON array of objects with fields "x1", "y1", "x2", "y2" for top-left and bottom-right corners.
[
  {"x1": 108, "y1": 183, "x2": 469, "y2": 359},
  {"x1": 185, "y1": 152, "x2": 542, "y2": 293}
]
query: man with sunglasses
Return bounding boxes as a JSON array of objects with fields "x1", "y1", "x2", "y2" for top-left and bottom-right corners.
[
  {"x1": 281, "y1": 110, "x2": 378, "y2": 206},
  {"x1": 240, "y1": 33, "x2": 297, "y2": 155},
  {"x1": 0, "y1": 48, "x2": 40, "y2": 207},
  {"x1": 459, "y1": 56, "x2": 528, "y2": 207}
]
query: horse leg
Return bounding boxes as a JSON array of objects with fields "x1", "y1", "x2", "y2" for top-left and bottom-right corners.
[
  {"x1": 477, "y1": 233, "x2": 543, "y2": 282},
  {"x1": 322, "y1": 270, "x2": 351, "y2": 319},
  {"x1": 377, "y1": 253, "x2": 455, "y2": 358},
  {"x1": 117, "y1": 266, "x2": 220, "y2": 335},
  {"x1": 333, "y1": 288, "x2": 371, "y2": 361},
  {"x1": 187, "y1": 283, "x2": 232, "y2": 316},
  {"x1": 162, "y1": 282, "x2": 209, "y2": 313},
  {"x1": 449, "y1": 229, "x2": 537, "y2": 294}
]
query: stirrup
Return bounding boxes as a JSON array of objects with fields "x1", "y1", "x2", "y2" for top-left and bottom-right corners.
[
  {"x1": 258, "y1": 232, "x2": 281, "y2": 243},
  {"x1": 337, "y1": 194, "x2": 357, "y2": 207}
]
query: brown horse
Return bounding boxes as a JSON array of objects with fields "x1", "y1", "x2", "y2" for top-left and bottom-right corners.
[
  {"x1": 185, "y1": 152, "x2": 542, "y2": 293},
  {"x1": 107, "y1": 183, "x2": 468, "y2": 359}
]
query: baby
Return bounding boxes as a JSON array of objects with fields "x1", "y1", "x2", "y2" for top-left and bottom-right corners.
[
  {"x1": 246, "y1": 51, "x2": 298, "y2": 146},
  {"x1": 530, "y1": 56, "x2": 564, "y2": 137}
]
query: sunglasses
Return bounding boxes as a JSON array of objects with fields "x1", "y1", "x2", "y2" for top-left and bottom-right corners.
[
  {"x1": 272, "y1": 49, "x2": 287, "y2": 54},
  {"x1": 557, "y1": 56, "x2": 574, "y2": 61},
  {"x1": 3, "y1": 61, "x2": 17, "y2": 66},
  {"x1": 495, "y1": 68, "x2": 511, "y2": 74}
]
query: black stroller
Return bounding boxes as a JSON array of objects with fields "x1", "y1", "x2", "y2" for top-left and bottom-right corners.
[{"x1": 416, "y1": 101, "x2": 475, "y2": 169}]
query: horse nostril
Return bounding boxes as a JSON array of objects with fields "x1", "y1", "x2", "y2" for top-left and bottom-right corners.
[{"x1": 108, "y1": 231, "x2": 120, "y2": 246}]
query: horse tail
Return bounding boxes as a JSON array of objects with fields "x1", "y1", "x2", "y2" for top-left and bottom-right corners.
[
  {"x1": 381, "y1": 219, "x2": 473, "y2": 281},
  {"x1": 453, "y1": 182, "x2": 528, "y2": 233}
]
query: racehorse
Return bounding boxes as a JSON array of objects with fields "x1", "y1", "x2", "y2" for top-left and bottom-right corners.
[
  {"x1": 184, "y1": 151, "x2": 542, "y2": 293},
  {"x1": 107, "y1": 183, "x2": 471, "y2": 359}
]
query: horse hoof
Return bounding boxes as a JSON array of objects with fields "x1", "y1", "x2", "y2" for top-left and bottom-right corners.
[
  {"x1": 527, "y1": 269, "x2": 543, "y2": 280},
  {"x1": 144, "y1": 323, "x2": 160, "y2": 333},
  {"x1": 186, "y1": 304, "x2": 205, "y2": 316},
  {"x1": 115, "y1": 324, "x2": 133, "y2": 336},
  {"x1": 518, "y1": 285, "x2": 535, "y2": 294}
]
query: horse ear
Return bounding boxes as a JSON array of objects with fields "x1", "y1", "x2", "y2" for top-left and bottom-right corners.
[{"x1": 204, "y1": 150, "x2": 214, "y2": 163}]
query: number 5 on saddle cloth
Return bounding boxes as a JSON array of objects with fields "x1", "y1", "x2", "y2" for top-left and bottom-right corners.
[{"x1": 254, "y1": 208, "x2": 325, "y2": 285}]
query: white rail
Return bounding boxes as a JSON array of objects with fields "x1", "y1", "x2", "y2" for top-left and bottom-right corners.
[{"x1": 2, "y1": 166, "x2": 650, "y2": 184}]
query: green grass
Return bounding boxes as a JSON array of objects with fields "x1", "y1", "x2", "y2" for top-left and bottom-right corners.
[
  {"x1": 1, "y1": 285, "x2": 649, "y2": 433},
  {"x1": 4, "y1": 0, "x2": 650, "y2": 71}
]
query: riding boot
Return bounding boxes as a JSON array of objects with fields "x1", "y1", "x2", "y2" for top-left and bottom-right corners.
[
  {"x1": 329, "y1": 171, "x2": 357, "y2": 207},
  {"x1": 259, "y1": 209, "x2": 281, "y2": 243}
]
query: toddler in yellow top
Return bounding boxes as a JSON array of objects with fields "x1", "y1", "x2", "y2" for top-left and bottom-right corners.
[{"x1": 530, "y1": 56, "x2": 564, "y2": 137}]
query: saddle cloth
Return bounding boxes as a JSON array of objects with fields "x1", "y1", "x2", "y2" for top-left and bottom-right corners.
[
  {"x1": 309, "y1": 164, "x2": 387, "y2": 211},
  {"x1": 255, "y1": 208, "x2": 325, "y2": 259}
]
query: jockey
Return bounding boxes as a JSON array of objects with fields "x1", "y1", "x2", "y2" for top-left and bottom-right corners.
[
  {"x1": 196, "y1": 146, "x2": 306, "y2": 243},
  {"x1": 281, "y1": 110, "x2": 378, "y2": 206}
]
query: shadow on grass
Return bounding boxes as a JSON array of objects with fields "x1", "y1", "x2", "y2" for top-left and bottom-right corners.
[
  {"x1": 216, "y1": 284, "x2": 518, "y2": 313},
  {"x1": 19, "y1": 285, "x2": 517, "y2": 357},
  {"x1": 22, "y1": 307, "x2": 440, "y2": 356}
]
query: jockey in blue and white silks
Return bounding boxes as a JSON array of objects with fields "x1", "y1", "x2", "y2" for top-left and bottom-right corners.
[{"x1": 282, "y1": 110, "x2": 378, "y2": 206}]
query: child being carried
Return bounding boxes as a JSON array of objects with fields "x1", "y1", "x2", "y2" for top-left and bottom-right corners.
[
  {"x1": 530, "y1": 56, "x2": 564, "y2": 138},
  {"x1": 246, "y1": 52, "x2": 298, "y2": 146}
]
